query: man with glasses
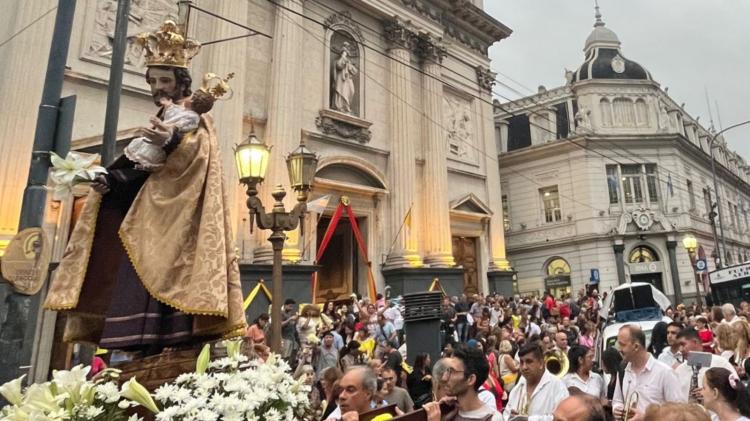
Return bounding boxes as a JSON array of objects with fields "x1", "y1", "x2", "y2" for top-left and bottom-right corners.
[
  {"x1": 658, "y1": 322, "x2": 684, "y2": 369},
  {"x1": 423, "y1": 343, "x2": 503, "y2": 420},
  {"x1": 381, "y1": 366, "x2": 414, "y2": 413}
]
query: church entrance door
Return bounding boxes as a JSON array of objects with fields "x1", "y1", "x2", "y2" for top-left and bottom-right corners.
[
  {"x1": 452, "y1": 236, "x2": 479, "y2": 294},
  {"x1": 316, "y1": 216, "x2": 361, "y2": 302}
]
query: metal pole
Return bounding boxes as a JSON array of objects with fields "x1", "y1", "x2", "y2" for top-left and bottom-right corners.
[
  {"x1": 100, "y1": 0, "x2": 131, "y2": 166},
  {"x1": 709, "y1": 141, "x2": 727, "y2": 268},
  {"x1": 269, "y1": 230, "x2": 285, "y2": 353},
  {"x1": 1, "y1": 0, "x2": 76, "y2": 387},
  {"x1": 689, "y1": 250, "x2": 702, "y2": 306}
]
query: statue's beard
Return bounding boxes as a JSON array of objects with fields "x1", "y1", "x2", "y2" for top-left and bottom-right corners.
[{"x1": 152, "y1": 89, "x2": 182, "y2": 105}]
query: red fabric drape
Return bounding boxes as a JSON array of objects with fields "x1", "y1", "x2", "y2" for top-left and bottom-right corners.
[{"x1": 312, "y1": 201, "x2": 377, "y2": 303}]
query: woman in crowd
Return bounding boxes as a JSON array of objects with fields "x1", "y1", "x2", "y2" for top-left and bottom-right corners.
[
  {"x1": 245, "y1": 313, "x2": 269, "y2": 346},
  {"x1": 318, "y1": 366, "x2": 342, "y2": 421},
  {"x1": 648, "y1": 321, "x2": 668, "y2": 358},
  {"x1": 696, "y1": 316, "x2": 715, "y2": 353},
  {"x1": 716, "y1": 322, "x2": 737, "y2": 360},
  {"x1": 602, "y1": 346, "x2": 624, "y2": 403},
  {"x1": 731, "y1": 321, "x2": 750, "y2": 379},
  {"x1": 407, "y1": 353, "x2": 433, "y2": 409},
  {"x1": 701, "y1": 367, "x2": 750, "y2": 421},
  {"x1": 498, "y1": 339, "x2": 519, "y2": 392},
  {"x1": 578, "y1": 322, "x2": 595, "y2": 348},
  {"x1": 338, "y1": 340, "x2": 362, "y2": 372},
  {"x1": 564, "y1": 345, "x2": 605, "y2": 400}
]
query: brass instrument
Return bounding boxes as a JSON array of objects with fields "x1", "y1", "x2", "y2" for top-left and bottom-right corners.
[
  {"x1": 545, "y1": 349, "x2": 569, "y2": 378},
  {"x1": 623, "y1": 391, "x2": 639, "y2": 421}
]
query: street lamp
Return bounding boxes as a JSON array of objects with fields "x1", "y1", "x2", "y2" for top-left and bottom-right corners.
[
  {"x1": 682, "y1": 234, "x2": 702, "y2": 306},
  {"x1": 709, "y1": 120, "x2": 750, "y2": 268},
  {"x1": 234, "y1": 131, "x2": 319, "y2": 353}
]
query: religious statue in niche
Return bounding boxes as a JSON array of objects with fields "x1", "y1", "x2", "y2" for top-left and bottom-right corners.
[
  {"x1": 575, "y1": 106, "x2": 592, "y2": 131},
  {"x1": 330, "y1": 32, "x2": 360, "y2": 115},
  {"x1": 658, "y1": 101, "x2": 671, "y2": 132},
  {"x1": 443, "y1": 94, "x2": 475, "y2": 160},
  {"x1": 87, "y1": 0, "x2": 177, "y2": 68}
]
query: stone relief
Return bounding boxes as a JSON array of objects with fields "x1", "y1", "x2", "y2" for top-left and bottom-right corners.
[
  {"x1": 443, "y1": 93, "x2": 475, "y2": 161},
  {"x1": 476, "y1": 66, "x2": 496, "y2": 92},
  {"x1": 574, "y1": 106, "x2": 592, "y2": 132},
  {"x1": 84, "y1": 0, "x2": 177, "y2": 69}
]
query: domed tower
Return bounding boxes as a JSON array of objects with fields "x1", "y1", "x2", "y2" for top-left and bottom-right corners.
[{"x1": 572, "y1": 5, "x2": 652, "y2": 83}]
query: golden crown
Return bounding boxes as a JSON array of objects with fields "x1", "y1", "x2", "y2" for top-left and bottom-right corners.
[
  {"x1": 199, "y1": 72, "x2": 235, "y2": 100},
  {"x1": 136, "y1": 20, "x2": 201, "y2": 68}
]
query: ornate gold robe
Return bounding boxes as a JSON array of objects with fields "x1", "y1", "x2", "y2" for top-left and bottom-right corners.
[{"x1": 44, "y1": 115, "x2": 246, "y2": 343}]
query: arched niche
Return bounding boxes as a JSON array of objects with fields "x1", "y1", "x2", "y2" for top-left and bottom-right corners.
[{"x1": 323, "y1": 12, "x2": 365, "y2": 118}]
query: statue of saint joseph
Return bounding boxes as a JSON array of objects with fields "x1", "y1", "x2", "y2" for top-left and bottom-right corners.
[{"x1": 44, "y1": 21, "x2": 246, "y2": 354}]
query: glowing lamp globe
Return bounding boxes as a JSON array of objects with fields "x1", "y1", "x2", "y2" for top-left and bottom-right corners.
[{"x1": 235, "y1": 132, "x2": 270, "y2": 185}]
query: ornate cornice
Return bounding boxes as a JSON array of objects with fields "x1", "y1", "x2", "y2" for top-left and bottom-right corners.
[
  {"x1": 415, "y1": 33, "x2": 447, "y2": 64},
  {"x1": 324, "y1": 10, "x2": 364, "y2": 41},
  {"x1": 476, "y1": 66, "x2": 496, "y2": 92},
  {"x1": 383, "y1": 18, "x2": 416, "y2": 51}
]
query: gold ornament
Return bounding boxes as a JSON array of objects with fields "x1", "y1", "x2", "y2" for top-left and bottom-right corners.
[
  {"x1": 136, "y1": 20, "x2": 201, "y2": 68},
  {"x1": 199, "y1": 72, "x2": 235, "y2": 101}
]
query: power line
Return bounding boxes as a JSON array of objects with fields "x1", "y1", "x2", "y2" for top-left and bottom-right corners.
[
  {"x1": 0, "y1": 6, "x2": 58, "y2": 49},
  {"x1": 264, "y1": 0, "x2": 610, "y2": 215},
  {"x1": 270, "y1": 0, "x2": 697, "y2": 203}
]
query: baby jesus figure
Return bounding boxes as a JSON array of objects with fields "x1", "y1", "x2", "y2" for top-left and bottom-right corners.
[{"x1": 124, "y1": 90, "x2": 216, "y2": 171}]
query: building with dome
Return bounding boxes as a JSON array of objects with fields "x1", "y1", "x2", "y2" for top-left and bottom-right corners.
[{"x1": 495, "y1": 7, "x2": 750, "y2": 302}]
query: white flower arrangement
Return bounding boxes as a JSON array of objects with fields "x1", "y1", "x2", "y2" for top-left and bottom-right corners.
[
  {"x1": 0, "y1": 365, "x2": 157, "y2": 421},
  {"x1": 48, "y1": 151, "x2": 108, "y2": 197},
  {"x1": 152, "y1": 340, "x2": 312, "y2": 421}
]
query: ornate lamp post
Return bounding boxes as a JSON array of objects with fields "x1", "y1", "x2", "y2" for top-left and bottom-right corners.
[
  {"x1": 234, "y1": 131, "x2": 318, "y2": 353},
  {"x1": 682, "y1": 234, "x2": 702, "y2": 306}
]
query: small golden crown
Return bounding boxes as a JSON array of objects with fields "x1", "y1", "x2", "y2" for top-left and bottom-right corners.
[
  {"x1": 136, "y1": 20, "x2": 201, "y2": 68},
  {"x1": 199, "y1": 72, "x2": 235, "y2": 100}
]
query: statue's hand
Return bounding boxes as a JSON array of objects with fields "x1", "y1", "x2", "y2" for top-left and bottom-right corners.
[
  {"x1": 91, "y1": 174, "x2": 110, "y2": 194},
  {"x1": 137, "y1": 127, "x2": 172, "y2": 147}
]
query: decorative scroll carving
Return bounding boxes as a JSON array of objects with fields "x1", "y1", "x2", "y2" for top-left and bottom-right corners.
[
  {"x1": 415, "y1": 33, "x2": 447, "y2": 63},
  {"x1": 324, "y1": 11, "x2": 364, "y2": 41},
  {"x1": 315, "y1": 109, "x2": 372, "y2": 143},
  {"x1": 84, "y1": 0, "x2": 177, "y2": 70},
  {"x1": 443, "y1": 92, "x2": 475, "y2": 161},
  {"x1": 383, "y1": 18, "x2": 416, "y2": 50},
  {"x1": 400, "y1": 0, "x2": 442, "y2": 23},
  {"x1": 476, "y1": 66, "x2": 496, "y2": 92}
]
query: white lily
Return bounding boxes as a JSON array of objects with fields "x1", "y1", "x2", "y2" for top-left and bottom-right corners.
[
  {"x1": 51, "y1": 365, "x2": 90, "y2": 403},
  {"x1": 0, "y1": 374, "x2": 26, "y2": 406},
  {"x1": 49, "y1": 152, "x2": 106, "y2": 183},
  {"x1": 120, "y1": 378, "x2": 159, "y2": 414},
  {"x1": 196, "y1": 344, "x2": 211, "y2": 375},
  {"x1": 22, "y1": 383, "x2": 59, "y2": 413}
]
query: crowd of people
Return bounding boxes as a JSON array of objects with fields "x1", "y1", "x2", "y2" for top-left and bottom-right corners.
[{"x1": 244, "y1": 290, "x2": 750, "y2": 421}]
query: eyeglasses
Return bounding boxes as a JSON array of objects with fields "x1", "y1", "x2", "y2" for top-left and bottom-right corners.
[{"x1": 445, "y1": 367, "x2": 465, "y2": 377}]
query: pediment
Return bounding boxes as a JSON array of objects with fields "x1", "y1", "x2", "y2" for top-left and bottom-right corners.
[{"x1": 450, "y1": 193, "x2": 493, "y2": 216}]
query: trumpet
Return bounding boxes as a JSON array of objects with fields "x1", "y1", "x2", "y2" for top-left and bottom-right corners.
[
  {"x1": 622, "y1": 391, "x2": 639, "y2": 421},
  {"x1": 545, "y1": 349, "x2": 569, "y2": 378}
]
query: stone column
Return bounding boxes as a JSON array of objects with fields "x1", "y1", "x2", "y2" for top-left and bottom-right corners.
[
  {"x1": 417, "y1": 35, "x2": 453, "y2": 268},
  {"x1": 497, "y1": 119, "x2": 509, "y2": 153},
  {"x1": 254, "y1": 0, "x2": 305, "y2": 264},
  {"x1": 613, "y1": 242, "x2": 626, "y2": 284},
  {"x1": 383, "y1": 19, "x2": 422, "y2": 269},
  {"x1": 203, "y1": 0, "x2": 247, "y2": 240},
  {"x1": 0, "y1": 0, "x2": 56, "y2": 249},
  {"x1": 666, "y1": 239, "x2": 684, "y2": 303},
  {"x1": 477, "y1": 66, "x2": 511, "y2": 272}
]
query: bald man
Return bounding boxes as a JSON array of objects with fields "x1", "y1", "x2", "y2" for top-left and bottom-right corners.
[{"x1": 553, "y1": 395, "x2": 606, "y2": 421}]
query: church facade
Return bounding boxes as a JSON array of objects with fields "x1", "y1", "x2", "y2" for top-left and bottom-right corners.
[
  {"x1": 495, "y1": 10, "x2": 750, "y2": 301},
  {"x1": 0, "y1": 0, "x2": 514, "y2": 312}
]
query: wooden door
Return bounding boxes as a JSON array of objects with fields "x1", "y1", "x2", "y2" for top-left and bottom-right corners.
[
  {"x1": 452, "y1": 236, "x2": 479, "y2": 294},
  {"x1": 316, "y1": 217, "x2": 354, "y2": 301}
]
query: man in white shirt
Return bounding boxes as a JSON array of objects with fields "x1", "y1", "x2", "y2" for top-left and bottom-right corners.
[
  {"x1": 674, "y1": 327, "x2": 736, "y2": 401},
  {"x1": 722, "y1": 303, "x2": 741, "y2": 324},
  {"x1": 658, "y1": 322, "x2": 684, "y2": 369},
  {"x1": 504, "y1": 342, "x2": 569, "y2": 420},
  {"x1": 612, "y1": 325, "x2": 685, "y2": 421}
]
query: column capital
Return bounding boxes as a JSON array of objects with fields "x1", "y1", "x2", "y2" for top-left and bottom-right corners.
[
  {"x1": 612, "y1": 243, "x2": 625, "y2": 253},
  {"x1": 666, "y1": 240, "x2": 678, "y2": 249},
  {"x1": 415, "y1": 33, "x2": 447, "y2": 64},
  {"x1": 383, "y1": 18, "x2": 416, "y2": 51},
  {"x1": 476, "y1": 66, "x2": 496, "y2": 93}
]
